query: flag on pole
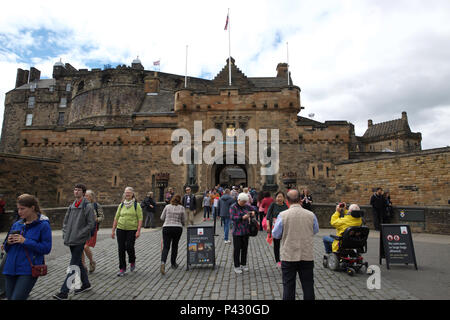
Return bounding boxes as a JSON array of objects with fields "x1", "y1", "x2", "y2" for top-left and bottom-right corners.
[
  {"x1": 224, "y1": 13, "x2": 229, "y2": 30},
  {"x1": 153, "y1": 60, "x2": 160, "y2": 66}
]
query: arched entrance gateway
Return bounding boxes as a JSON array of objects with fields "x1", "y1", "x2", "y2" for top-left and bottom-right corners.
[{"x1": 207, "y1": 151, "x2": 256, "y2": 189}]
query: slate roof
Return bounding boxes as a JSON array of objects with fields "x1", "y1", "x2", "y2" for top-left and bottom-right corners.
[
  {"x1": 362, "y1": 118, "x2": 411, "y2": 139},
  {"x1": 16, "y1": 79, "x2": 56, "y2": 90},
  {"x1": 248, "y1": 77, "x2": 288, "y2": 88}
]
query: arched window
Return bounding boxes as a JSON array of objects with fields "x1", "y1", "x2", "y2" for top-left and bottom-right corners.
[{"x1": 77, "y1": 81, "x2": 84, "y2": 92}]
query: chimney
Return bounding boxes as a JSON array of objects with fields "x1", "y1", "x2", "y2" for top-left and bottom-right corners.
[
  {"x1": 401, "y1": 111, "x2": 407, "y2": 121},
  {"x1": 15, "y1": 68, "x2": 29, "y2": 88},
  {"x1": 368, "y1": 119, "x2": 373, "y2": 127},
  {"x1": 29, "y1": 67, "x2": 41, "y2": 82},
  {"x1": 276, "y1": 63, "x2": 288, "y2": 78},
  {"x1": 144, "y1": 72, "x2": 160, "y2": 95}
]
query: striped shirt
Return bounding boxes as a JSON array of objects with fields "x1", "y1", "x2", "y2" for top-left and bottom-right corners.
[{"x1": 160, "y1": 204, "x2": 186, "y2": 228}]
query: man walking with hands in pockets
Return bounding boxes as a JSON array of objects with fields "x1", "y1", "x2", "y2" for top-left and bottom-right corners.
[
  {"x1": 53, "y1": 183, "x2": 96, "y2": 300},
  {"x1": 272, "y1": 189, "x2": 319, "y2": 300}
]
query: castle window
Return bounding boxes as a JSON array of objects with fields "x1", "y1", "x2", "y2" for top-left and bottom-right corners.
[
  {"x1": 326, "y1": 167, "x2": 330, "y2": 178},
  {"x1": 239, "y1": 122, "x2": 247, "y2": 131},
  {"x1": 49, "y1": 85, "x2": 55, "y2": 92},
  {"x1": 77, "y1": 81, "x2": 84, "y2": 92},
  {"x1": 59, "y1": 97, "x2": 67, "y2": 108},
  {"x1": 66, "y1": 83, "x2": 71, "y2": 92},
  {"x1": 312, "y1": 167, "x2": 316, "y2": 178},
  {"x1": 28, "y1": 96, "x2": 35, "y2": 108},
  {"x1": 57, "y1": 112, "x2": 65, "y2": 126},
  {"x1": 25, "y1": 114, "x2": 33, "y2": 126}
]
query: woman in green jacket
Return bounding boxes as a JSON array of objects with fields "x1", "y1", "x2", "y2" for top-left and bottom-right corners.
[{"x1": 111, "y1": 187, "x2": 143, "y2": 276}]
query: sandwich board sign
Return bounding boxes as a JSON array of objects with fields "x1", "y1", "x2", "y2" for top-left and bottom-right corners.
[
  {"x1": 186, "y1": 225, "x2": 216, "y2": 270},
  {"x1": 379, "y1": 224, "x2": 418, "y2": 270}
]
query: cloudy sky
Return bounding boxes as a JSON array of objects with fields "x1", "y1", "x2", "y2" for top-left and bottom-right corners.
[{"x1": 1, "y1": 0, "x2": 449, "y2": 149}]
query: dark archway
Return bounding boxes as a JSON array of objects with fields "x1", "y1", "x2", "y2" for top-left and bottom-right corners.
[{"x1": 215, "y1": 164, "x2": 248, "y2": 187}]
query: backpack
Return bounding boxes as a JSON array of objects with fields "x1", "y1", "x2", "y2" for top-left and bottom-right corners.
[{"x1": 83, "y1": 201, "x2": 98, "y2": 238}]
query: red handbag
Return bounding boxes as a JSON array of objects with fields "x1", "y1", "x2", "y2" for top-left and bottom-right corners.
[{"x1": 24, "y1": 248, "x2": 47, "y2": 278}]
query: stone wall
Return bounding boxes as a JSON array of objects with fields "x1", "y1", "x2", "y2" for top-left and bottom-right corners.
[
  {"x1": 0, "y1": 197, "x2": 204, "y2": 232},
  {"x1": 2, "y1": 201, "x2": 448, "y2": 235},
  {"x1": 335, "y1": 147, "x2": 450, "y2": 207},
  {"x1": 312, "y1": 203, "x2": 450, "y2": 235},
  {"x1": 0, "y1": 153, "x2": 61, "y2": 210}
]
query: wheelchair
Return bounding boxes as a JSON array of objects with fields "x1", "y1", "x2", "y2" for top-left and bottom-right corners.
[{"x1": 323, "y1": 224, "x2": 370, "y2": 276}]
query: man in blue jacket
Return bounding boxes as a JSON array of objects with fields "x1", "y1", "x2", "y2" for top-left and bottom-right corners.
[
  {"x1": 182, "y1": 187, "x2": 197, "y2": 226},
  {"x1": 218, "y1": 189, "x2": 236, "y2": 244},
  {"x1": 53, "y1": 183, "x2": 96, "y2": 300}
]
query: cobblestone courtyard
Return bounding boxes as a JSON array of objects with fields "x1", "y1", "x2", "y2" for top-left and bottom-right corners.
[{"x1": 26, "y1": 217, "x2": 419, "y2": 301}]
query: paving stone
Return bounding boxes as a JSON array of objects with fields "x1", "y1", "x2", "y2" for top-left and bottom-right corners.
[{"x1": 26, "y1": 221, "x2": 419, "y2": 300}]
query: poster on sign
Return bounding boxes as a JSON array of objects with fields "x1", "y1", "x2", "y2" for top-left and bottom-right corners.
[
  {"x1": 379, "y1": 224, "x2": 418, "y2": 270},
  {"x1": 186, "y1": 226, "x2": 215, "y2": 270}
]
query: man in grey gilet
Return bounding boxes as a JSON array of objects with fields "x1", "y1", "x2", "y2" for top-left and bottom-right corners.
[{"x1": 272, "y1": 189, "x2": 319, "y2": 300}]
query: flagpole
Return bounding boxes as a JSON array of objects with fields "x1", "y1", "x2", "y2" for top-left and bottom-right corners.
[
  {"x1": 185, "y1": 45, "x2": 188, "y2": 88},
  {"x1": 228, "y1": 8, "x2": 231, "y2": 86},
  {"x1": 287, "y1": 42, "x2": 290, "y2": 86}
]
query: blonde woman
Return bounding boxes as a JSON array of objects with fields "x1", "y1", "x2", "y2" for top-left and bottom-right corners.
[
  {"x1": 82, "y1": 190, "x2": 104, "y2": 273},
  {"x1": 111, "y1": 187, "x2": 143, "y2": 276}
]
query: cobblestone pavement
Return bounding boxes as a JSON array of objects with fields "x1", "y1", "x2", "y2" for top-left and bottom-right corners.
[{"x1": 27, "y1": 217, "x2": 419, "y2": 300}]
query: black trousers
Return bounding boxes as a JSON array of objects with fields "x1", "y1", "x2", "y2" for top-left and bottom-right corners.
[
  {"x1": 281, "y1": 260, "x2": 315, "y2": 300},
  {"x1": 233, "y1": 235, "x2": 249, "y2": 268},
  {"x1": 144, "y1": 209, "x2": 155, "y2": 228},
  {"x1": 258, "y1": 211, "x2": 265, "y2": 231},
  {"x1": 273, "y1": 238, "x2": 281, "y2": 263},
  {"x1": 161, "y1": 226, "x2": 183, "y2": 265},
  {"x1": 60, "y1": 244, "x2": 90, "y2": 294},
  {"x1": 116, "y1": 229, "x2": 136, "y2": 270},
  {"x1": 372, "y1": 209, "x2": 383, "y2": 231}
]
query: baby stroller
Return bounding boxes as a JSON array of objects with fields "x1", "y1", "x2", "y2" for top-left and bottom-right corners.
[{"x1": 323, "y1": 215, "x2": 370, "y2": 276}]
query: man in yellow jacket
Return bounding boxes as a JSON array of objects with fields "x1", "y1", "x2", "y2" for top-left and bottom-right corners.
[{"x1": 323, "y1": 203, "x2": 362, "y2": 254}]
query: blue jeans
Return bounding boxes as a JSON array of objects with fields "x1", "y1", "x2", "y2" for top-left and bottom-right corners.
[
  {"x1": 5, "y1": 275, "x2": 37, "y2": 300},
  {"x1": 323, "y1": 236, "x2": 334, "y2": 254},
  {"x1": 60, "y1": 244, "x2": 90, "y2": 294},
  {"x1": 222, "y1": 217, "x2": 231, "y2": 241}
]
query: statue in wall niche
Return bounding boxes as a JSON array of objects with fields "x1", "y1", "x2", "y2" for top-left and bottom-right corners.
[{"x1": 188, "y1": 163, "x2": 197, "y2": 185}]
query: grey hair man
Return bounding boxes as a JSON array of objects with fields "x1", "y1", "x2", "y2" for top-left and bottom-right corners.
[{"x1": 272, "y1": 189, "x2": 319, "y2": 300}]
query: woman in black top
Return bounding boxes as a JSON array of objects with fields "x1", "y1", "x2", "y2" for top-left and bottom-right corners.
[{"x1": 266, "y1": 191, "x2": 288, "y2": 266}]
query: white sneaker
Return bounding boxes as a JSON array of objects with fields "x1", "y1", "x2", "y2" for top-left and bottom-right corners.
[
  {"x1": 240, "y1": 265, "x2": 249, "y2": 272},
  {"x1": 224, "y1": 240, "x2": 231, "y2": 244},
  {"x1": 234, "y1": 267, "x2": 243, "y2": 274}
]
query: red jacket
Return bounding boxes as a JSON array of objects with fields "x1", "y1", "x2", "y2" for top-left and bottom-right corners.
[{"x1": 260, "y1": 197, "x2": 274, "y2": 215}]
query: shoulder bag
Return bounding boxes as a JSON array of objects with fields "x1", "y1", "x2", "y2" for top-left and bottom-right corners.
[{"x1": 24, "y1": 248, "x2": 47, "y2": 278}]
